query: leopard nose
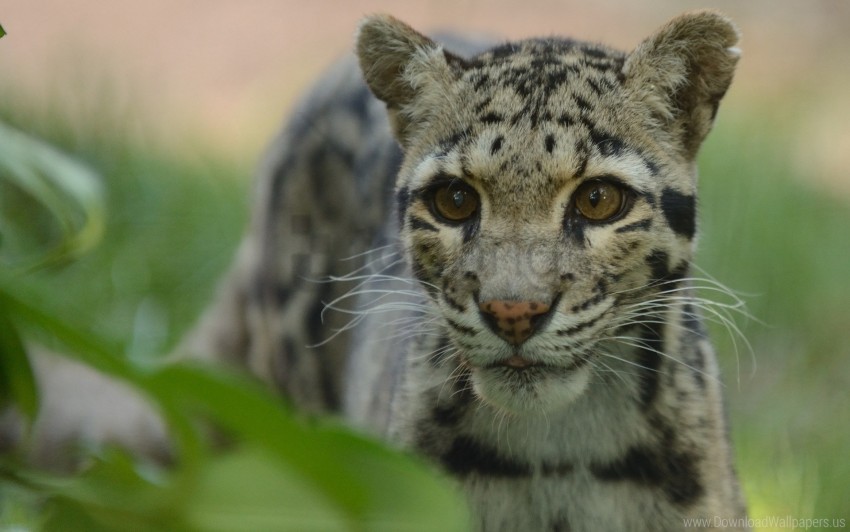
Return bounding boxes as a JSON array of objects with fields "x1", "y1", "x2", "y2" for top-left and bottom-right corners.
[{"x1": 478, "y1": 300, "x2": 552, "y2": 345}]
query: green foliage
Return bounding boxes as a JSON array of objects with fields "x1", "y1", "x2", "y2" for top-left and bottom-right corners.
[
  {"x1": 0, "y1": 122, "x2": 106, "y2": 420},
  {"x1": 0, "y1": 96, "x2": 249, "y2": 357},
  {"x1": 0, "y1": 122, "x2": 469, "y2": 530},
  {"x1": 0, "y1": 122, "x2": 104, "y2": 273}
]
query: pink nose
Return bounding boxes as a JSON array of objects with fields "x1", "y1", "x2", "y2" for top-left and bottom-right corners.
[{"x1": 478, "y1": 300, "x2": 551, "y2": 345}]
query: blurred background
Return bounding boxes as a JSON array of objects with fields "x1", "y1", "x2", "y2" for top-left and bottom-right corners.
[{"x1": 1, "y1": 1, "x2": 848, "y2": 529}]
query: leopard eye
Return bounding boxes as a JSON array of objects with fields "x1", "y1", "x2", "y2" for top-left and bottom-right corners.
[
  {"x1": 432, "y1": 182, "x2": 479, "y2": 223},
  {"x1": 573, "y1": 180, "x2": 627, "y2": 222}
]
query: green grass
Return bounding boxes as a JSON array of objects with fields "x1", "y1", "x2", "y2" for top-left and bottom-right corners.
[
  {"x1": 698, "y1": 103, "x2": 850, "y2": 526},
  {"x1": 1, "y1": 85, "x2": 848, "y2": 529}
]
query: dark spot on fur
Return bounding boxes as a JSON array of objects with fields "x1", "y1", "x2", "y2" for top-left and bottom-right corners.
[
  {"x1": 545, "y1": 69, "x2": 570, "y2": 89},
  {"x1": 540, "y1": 461, "x2": 575, "y2": 476},
  {"x1": 509, "y1": 109, "x2": 526, "y2": 126},
  {"x1": 643, "y1": 156, "x2": 661, "y2": 176},
  {"x1": 490, "y1": 136, "x2": 504, "y2": 155},
  {"x1": 440, "y1": 436, "x2": 531, "y2": 478},
  {"x1": 556, "y1": 314, "x2": 600, "y2": 336},
  {"x1": 581, "y1": 55, "x2": 626, "y2": 73},
  {"x1": 274, "y1": 283, "x2": 293, "y2": 306},
  {"x1": 588, "y1": 127, "x2": 624, "y2": 157},
  {"x1": 305, "y1": 282, "x2": 333, "y2": 346},
  {"x1": 410, "y1": 216, "x2": 438, "y2": 232},
  {"x1": 472, "y1": 73, "x2": 490, "y2": 91},
  {"x1": 670, "y1": 261, "x2": 688, "y2": 284},
  {"x1": 446, "y1": 318, "x2": 476, "y2": 336},
  {"x1": 569, "y1": 287, "x2": 605, "y2": 313},
  {"x1": 598, "y1": 76, "x2": 618, "y2": 92},
  {"x1": 396, "y1": 186, "x2": 410, "y2": 228},
  {"x1": 573, "y1": 139, "x2": 589, "y2": 177},
  {"x1": 681, "y1": 302, "x2": 705, "y2": 339},
  {"x1": 552, "y1": 517, "x2": 572, "y2": 532},
  {"x1": 645, "y1": 250, "x2": 670, "y2": 286},
  {"x1": 646, "y1": 252, "x2": 689, "y2": 292},
  {"x1": 461, "y1": 216, "x2": 480, "y2": 243},
  {"x1": 474, "y1": 97, "x2": 492, "y2": 113},
  {"x1": 443, "y1": 287, "x2": 467, "y2": 313},
  {"x1": 615, "y1": 218, "x2": 652, "y2": 234},
  {"x1": 572, "y1": 94, "x2": 592, "y2": 113},
  {"x1": 439, "y1": 128, "x2": 472, "y2": 153},
  {"x1": 582, "y1": 47, "x2": 609, "y2": 59},
  {"x1": 590, "y1": 439, "x2": 704, "y2": 506},
  {"x1": 557, "y1": 114, "x2": 575, "y2": 128},
  {"x1": 432, "y1": 402, "x2": 465, "y2": 427},
  {"x1": 490, "y1": 42, "x2": 519, "y2": 61},
  {"x1": 660, "y1": 188, "x2": 696, "y2": 240},
  {"x1": 564, "y1": 215, "x2": 587, "y2": 248},
  {"x1": 636, "y1": 320, "x2": 664, "y2": 407},
  {"x1": 480, "y1": 112, "x2": 504, "y2": 124},
  {"x1": 545, "y1": 134, "x2": 556, "y2": 153},
  {"x1": 411, "y1": 256, "x2": 438, "y2": 296}
]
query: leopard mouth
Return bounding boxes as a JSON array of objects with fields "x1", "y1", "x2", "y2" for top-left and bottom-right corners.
[
  {"x1": 468, "y1": 352, "x2": 594, "y2": 413},
  {"x1": 495, "y1": 354, "x2": 538, "y2": 369},
  {"x1": 484, "y1": 352, "x2": 591, "y2": 373}
]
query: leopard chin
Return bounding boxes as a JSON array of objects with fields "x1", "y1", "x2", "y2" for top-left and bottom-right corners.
[{"x1": 468, "y1": 361, "x2": 593, "y2": 414}]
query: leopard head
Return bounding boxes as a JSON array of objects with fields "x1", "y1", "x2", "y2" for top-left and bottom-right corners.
[{"x1": 357, "y1": 12, "x2": 739, "y2": 413}]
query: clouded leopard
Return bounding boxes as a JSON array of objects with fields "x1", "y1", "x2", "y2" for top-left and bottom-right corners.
[
  {"x1": 178, "y1": 10, "x2": 750, "y2": 530},
  {"x1": 10, "y1": 10, "x2": 749, "y2": 531}
]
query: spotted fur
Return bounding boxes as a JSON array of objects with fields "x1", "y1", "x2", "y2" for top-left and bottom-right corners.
[
  {"x1": 179, "y1": 11, "x2": 750, "y2": 531},
  {"x1": 8, "y1": 10, "x2": 749, "y2": 531},
  {"x1": 342, "y1": 13, "x2": 748, "y2": 530}
]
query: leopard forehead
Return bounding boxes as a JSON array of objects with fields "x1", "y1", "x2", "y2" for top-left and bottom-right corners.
[
  {"x1": 398, "y1": 38, "x2": 680, "y2": 208},
  {"x1": 456, "y1": 37, "x2": 628, "y2": 134}
]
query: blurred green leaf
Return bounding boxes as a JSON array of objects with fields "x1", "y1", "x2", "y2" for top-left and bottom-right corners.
[
  {"x1": 144, "y1": 364, "x2": 470, "y2": 530},
  {"x1": 0, "y1": 122, "x2": 103, "y2": 420},
  {"x1": 0, "y1": 278, "x2": 469, "y2": 530},
  {"x1": 0, "y1": 302, "x2": 38, "y2": 418},
  {"x1": 15, "y1": 450, "x2": 184, "y2": 532},
  {"x1": 0, "y1": 121, "x2": 104, "y2": 272},
  {"x1": 0, "y1": 24, "x2": 5, "y2": 39},
  {"x1": 186, "y1": 446, "x2": 348, "y2": 531}
]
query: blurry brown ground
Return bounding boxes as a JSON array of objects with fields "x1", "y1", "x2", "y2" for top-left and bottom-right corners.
[{"x1": 2, "y1": 0, "x2": 850, "y2": 190}]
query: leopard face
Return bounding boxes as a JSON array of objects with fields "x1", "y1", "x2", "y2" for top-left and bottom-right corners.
[{"x1": 358, "y1": 14, "x2": 738, "y2": 413}]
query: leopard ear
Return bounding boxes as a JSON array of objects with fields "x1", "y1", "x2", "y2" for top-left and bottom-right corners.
[
  {"x1": 624, "y1": 11, "x2": 740, "y2": 159},
  {"x1": 356, "y1": 15, "x2": 461, "y2": 146}
]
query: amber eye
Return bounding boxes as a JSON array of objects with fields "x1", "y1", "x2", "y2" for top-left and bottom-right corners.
[
  {"x1": 573, "y1": 180, "x2": 627, "y2": 222},
  {"x1": 432, "y1": 183, "x2": 479, "y2": 223}
]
